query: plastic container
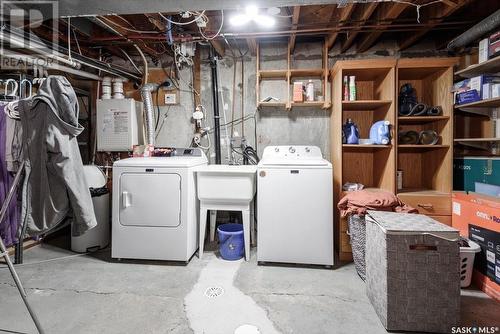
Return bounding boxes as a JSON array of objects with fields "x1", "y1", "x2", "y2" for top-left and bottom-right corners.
[
  {"x1": 306, "y1": 80, "x2": 314, "y2": 101},
  {"x1": 217, "y1": 223, "x2": 244, "y2": 261},
  {"x1": 71, "y1": 165, "x2": 110, "y2": 253},
  {"x1": 459, "y1": 238, "x2": 481, "y2": 288}
]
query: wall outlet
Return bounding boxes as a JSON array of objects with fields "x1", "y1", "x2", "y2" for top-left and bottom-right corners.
[{"x1": 164, "y1": 93, "x2": 177, "y2": 104}]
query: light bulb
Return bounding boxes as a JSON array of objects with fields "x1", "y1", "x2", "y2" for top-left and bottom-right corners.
[
  {"x1": 256, "y1": 14, "x2": 275, "y2": 27},
  {"x1": 229, "y1": 14, "x2": 251, "y2": 26},
  {"x1": 245, "y1": 5, "x2": 259, "y2": 18}
]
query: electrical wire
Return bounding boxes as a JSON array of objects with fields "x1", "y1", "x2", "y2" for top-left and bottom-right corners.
[
  {"x1": 118, "y1": 48, "x2": 142, "y2": 74},
  {"x1": 158, "y1": 11, "x2": 208, "y2": 26},
  {"x1": 198, "y1": 10, "x2": 224, "y2": 41},
  {"x1": 100, "y1": 15, "x2": 162, "y2": 33},
  {"x1": 71, "y1": 28, "x2": 82, "y2": 55}
]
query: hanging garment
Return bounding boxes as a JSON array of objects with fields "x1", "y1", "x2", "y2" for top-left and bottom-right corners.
[
  {"x1": 5, "y1": 101, "x2": 23, "y2": 172},
  {"x1": 0, "y1": 103, "x2": 20, "y2": 247},
  {"x1": 19, "y1": 76, "x2": 96, "y2": 237}
]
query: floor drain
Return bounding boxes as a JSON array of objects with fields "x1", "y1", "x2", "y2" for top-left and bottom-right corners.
[
  {"x1": 204, "y1": 286, "x2": 224, "y2": 298},
  {"x1": 234, "y1": 324, "x2": 260, "y2": 334}
]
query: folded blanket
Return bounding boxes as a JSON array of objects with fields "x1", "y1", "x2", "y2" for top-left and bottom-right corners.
[{"x1": 337, "y1": 189, "x2": 418, "y2": 217}]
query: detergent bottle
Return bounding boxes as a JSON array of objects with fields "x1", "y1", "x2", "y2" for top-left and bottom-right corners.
[{"x1": 343, "y1": 118, "x2": 359, "y2": 144}]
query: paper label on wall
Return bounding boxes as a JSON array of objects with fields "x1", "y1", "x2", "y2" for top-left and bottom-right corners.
[
  {"x1": 453, "y1": 201, "x2": 461, "y2": 216},
  {"x1": 103, "y1": 108, "x2": 128, "y2": 134}
]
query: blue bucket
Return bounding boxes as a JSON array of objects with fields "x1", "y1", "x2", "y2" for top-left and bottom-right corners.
[{"x1": 217, "y1": 223, "x2": 244, "y2": 261}]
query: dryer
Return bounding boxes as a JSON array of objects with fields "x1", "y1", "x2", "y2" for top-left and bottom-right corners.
[
  {"x1": 257, "y1": 145, "x2": 334, "y2": 266},
  {"x1": 112, "y1": 148, "x2": 207, "y2": 262}
]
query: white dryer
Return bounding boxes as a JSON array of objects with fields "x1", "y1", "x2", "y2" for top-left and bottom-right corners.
[
  {"x1": 257, "y1": 145, "x2": 333, "y2": 266},
  {"x1": 112, "y1": 148, "x2": 207, "y2": 262}
]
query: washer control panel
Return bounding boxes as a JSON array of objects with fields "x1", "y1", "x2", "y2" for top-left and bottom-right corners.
[{"x1": 261, "y1": 145, "x2": 323, "y2": 161}]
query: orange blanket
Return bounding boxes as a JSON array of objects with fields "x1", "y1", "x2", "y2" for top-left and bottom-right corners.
[{"x1": 337, "y1": 190, "x2": 418, "y2": 217}]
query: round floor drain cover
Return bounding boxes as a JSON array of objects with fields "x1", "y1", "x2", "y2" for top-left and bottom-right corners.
[
  {"x1": 234, "y1": 324, "x2": 260, "y2": 334},
  {"x1": 204, "y1": 286, "x2": 224, "y2": 298}
]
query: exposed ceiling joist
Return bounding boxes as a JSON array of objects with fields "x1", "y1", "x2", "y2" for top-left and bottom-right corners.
[
  {"x1": 42, "y1": 0, "x2": 355, "y2": 18},
  {"x1": 289, "y1": 6, "x2": 301, "y2": 52},
  {"x1": 398, "y1": 0, "x2": 471, "y2": 50},
  {"x1": 356, "y1": 2, "x2": 409, "y2": 52},
  {"x1": 341, "y1": 2, "x2": 378, "y2": 53},
  {"x1": 326, "y1": 3, "x2": 355, "y2": 50}
]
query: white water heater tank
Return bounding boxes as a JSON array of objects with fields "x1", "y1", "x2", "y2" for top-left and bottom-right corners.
[{"x1": 96, "y1": 98, "x2": 144, "y2": 151}]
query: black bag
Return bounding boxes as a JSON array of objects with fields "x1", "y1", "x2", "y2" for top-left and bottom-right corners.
[{"x1": 398, "y1": 83, "x2": 417, "y2": 116}]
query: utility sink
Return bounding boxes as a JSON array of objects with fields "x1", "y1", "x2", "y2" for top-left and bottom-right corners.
[{"x1": 196, "y1": 165, "x2": 257, "y2": 204}]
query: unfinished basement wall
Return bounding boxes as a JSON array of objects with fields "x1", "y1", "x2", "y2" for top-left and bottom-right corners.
[{"x1": 114, "y1": 38, "x2": 447, "y2": 164}]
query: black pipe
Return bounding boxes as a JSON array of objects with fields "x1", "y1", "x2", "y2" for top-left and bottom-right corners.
[
  {"x1": 210, "y1": 47, "x2": 222, "y2": 164},
  {"x1": 447, "y1": 9, "x2": 500, "y2": 51}
]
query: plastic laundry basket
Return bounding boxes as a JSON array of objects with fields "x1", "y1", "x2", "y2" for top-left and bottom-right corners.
[
  {"x1": 459, "y1": 238, "x2": 481, "y2": 288},
  {"x1": 347, "y1": 214, "x2": 366, "y2": 281},
  {"x1": 217, "y1": 223, "x2": 244, "y2": 261}
]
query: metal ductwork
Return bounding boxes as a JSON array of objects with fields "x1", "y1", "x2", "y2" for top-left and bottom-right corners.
[
  {"x1": 140, "y1": 83, "x2": 158, "y2": 146},
  {"x1": 447, "y1": 9, "x2": 500, "y2": 51}
]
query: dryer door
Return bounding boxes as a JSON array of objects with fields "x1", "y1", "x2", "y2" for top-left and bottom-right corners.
[{"x1": 119, "y1": 173, "x2": 181, "y2": 227}]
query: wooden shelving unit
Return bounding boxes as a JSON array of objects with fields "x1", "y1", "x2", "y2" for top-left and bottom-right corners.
[
  {"x1": 331, "y1": 58, "x2": 397, "y2": 261},
  {"x1": 396, "y1": 57, "x2": 456, "y2": 228},
  {"x1": 331, "y1": 57, "x2": 457, "y2": 261},
  {"x1": 455, "y1": 54, "x2": 500, "y2": 78},
  {"x1": 256, "y1": 39, "x2": 330, "y2": 110},
  {"x1": 454, "y1": 59, "x2": 500, "y2": 156}
]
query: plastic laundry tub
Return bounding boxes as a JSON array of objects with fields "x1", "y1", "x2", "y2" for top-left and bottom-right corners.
[
  {"x1": 459, "y1": 237, "x2": 481, "y2": 288},
  {"x1": 217, "y1": 223, "x2": 244, "y2": 261}
]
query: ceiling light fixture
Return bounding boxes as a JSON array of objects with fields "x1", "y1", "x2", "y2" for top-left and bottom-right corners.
[{"x1": 229, "y1": 5, "x2": 276, "y2": 27}]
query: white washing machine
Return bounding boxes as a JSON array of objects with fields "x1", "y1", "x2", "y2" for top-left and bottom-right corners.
[
  {"x1": 112, "y1": 148, "x2": 207, "y2": 262},
  {"x1": 257, "y1": 145, "x2": 334, "y2": 266}
]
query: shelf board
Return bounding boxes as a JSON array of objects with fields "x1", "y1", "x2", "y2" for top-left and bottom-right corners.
[
  {"x1": 258, "y1": 101, "x2": 287, "y2": 107},
  {"x1": 398, "y1": 144, "x2": 450, "y2": 150},
  {"x1": 454, "y1": 138, "x2": 500, "y2": 142},
  {"x1": 455, "y1": 55, "x2": 500, "y2": 78},
  {"x1": 291, "y1": 101, "x2": 326, "y2": 107},
  {"x1": 398, "y1": 116, "x2": 450, "y2": 124},
  {"x1": 342, "y1": 100, "x2": 392, "y2": 110},
  {"x1": 343, "y1": 144, "x2": 392, "y2": 150},
  {"x1": 290, "y1": 68, "x2": 324, "y2": 78},
  {"x1": 455, "y1": 97, "x2": 500, "y2": 109},
  {"x1": 397, "y1": 189, "x2": 450, "y2": 196},
  {"x1": 259, "y1": 70, "x2": 287, "y2": 79}
]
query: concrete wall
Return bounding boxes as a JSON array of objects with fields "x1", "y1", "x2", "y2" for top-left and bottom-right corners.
[{"x1": 118, "y1": 39, "x2": 446, "y2": 164}]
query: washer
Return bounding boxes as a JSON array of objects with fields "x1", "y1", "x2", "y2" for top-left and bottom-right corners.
[
  {"x1": 112, "y1": 148, "x2": 207, "y2": 262},
  {"x1": 257, "y1": 145, "x2": 333, "y2": 266}
]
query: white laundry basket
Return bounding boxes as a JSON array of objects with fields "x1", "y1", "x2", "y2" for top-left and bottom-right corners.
[
  {"x1": 459, "y1": 238, "x2": 481, "y2": 288},
  {"x1": 71, "y1": 165, "x2": 110, "y2": 253}
]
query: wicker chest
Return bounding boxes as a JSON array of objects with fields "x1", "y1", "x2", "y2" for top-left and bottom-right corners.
[{"x1": 365, "y1": 210, "x2": 461, "y2": 333}]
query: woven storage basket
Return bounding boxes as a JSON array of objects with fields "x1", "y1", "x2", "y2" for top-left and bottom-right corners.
[{"x1": 347, "y1": 214, "x2": 366, "y2": 280}]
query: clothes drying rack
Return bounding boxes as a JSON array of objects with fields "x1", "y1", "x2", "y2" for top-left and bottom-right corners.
[{"x1": 0, "y1": 161, "x2": 45, "y2": 334}]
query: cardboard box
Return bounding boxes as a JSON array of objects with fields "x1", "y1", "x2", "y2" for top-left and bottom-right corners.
[
  {"x1": 452, "y1": 192, "x2": 500, "y2": 301},
  {"x1": 489, "y1": 31, "x2": 500, "y2": 59},
  {"x1": 454, "y1": 75, "x2": 498, "y2": 104},
  {"x1": 479, "y1": 38, "x2": 489, "y2": 63},
  {"x1": 293, "y1": 81, "x2": 304, "y2": 102}
]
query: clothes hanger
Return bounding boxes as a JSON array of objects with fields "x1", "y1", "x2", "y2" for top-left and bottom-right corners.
[{"x1": 20, "y1": 78, "x2": 32, "y2": 98}]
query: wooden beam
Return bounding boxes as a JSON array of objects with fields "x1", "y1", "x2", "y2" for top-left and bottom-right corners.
[
  {"x1": 246, "y1": 38, "x2": 257, "y2": 55},
  {"x1": 210, "y1": 39, "x2": 225, "y2": 57},
  {"x1": 326, "y1": 4, "x2": 355, "y2": 50},
  {"x1": 144, "y1": 13, "x2": 164, "y2": 31},
  {"x1": 340, "y1": 2, "x2": 378, "y2": 53},
  {"x1": 398, "y1": 0, "x2": 470, "y2": 50},
  {"x1": 356, "y1": 2, "x2": 409, "y2": 52},
  {"x1": 289, "y1": 6, "x2": 301, "y2": 52}
]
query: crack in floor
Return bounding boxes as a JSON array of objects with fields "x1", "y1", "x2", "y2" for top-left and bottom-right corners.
[
  {"x1": 0, "y1": 281, "x2": 180, "y2": 300},
  {"x1": 245, "y1": 291, "x2": 364, "y2": 303}
]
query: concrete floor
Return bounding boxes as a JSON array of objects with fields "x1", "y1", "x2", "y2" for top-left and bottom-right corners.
[{"x1": 0, "y1": 238, "x2": 498, "y2": 334}]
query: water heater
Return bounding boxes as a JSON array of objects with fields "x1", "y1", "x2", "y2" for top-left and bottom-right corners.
[{"x1": 96, "y1": 98, "x2": 144, "y2": 151}]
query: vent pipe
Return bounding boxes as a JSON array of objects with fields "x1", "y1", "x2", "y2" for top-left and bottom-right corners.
[
  {"x1": 447, "y1": 9, "x2": 500, "y2": 51},
  {"x1": 140, "y1": 83, "x2": 158, "y2": 146}
]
